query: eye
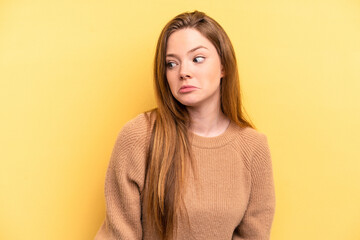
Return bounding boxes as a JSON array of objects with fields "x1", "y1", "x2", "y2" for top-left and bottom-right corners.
[
  {"x1": 166, "y1": 61, "x2": 177, "y2": 69},
  {"x1": 193, "y1": 56, "x2": 205, "y2": 63}
]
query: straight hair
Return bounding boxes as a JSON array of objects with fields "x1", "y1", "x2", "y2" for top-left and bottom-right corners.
[{"x1": 143, "y1": 10, "x2": 255, "y2": 240}]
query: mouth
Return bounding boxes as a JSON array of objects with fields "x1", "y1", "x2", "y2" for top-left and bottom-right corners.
[{"x1": 179, "y1": 85, "x2": 198, "y2": 93}]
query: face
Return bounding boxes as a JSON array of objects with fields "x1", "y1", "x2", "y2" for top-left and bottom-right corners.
[{"x1": 165, "y1": 28, "x2": 224, "y2": 108}]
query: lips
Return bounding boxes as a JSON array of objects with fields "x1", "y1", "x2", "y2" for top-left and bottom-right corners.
[{"x1": 179, "y1": 85, "x2": 198, "y2": 93}]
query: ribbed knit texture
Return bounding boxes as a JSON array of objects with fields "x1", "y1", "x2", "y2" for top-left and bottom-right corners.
[{"x1": 95, "y1": 113, "x2": 275, "y2": 240}]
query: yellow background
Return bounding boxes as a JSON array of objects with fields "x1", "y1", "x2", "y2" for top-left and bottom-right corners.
[{"x1": 1, "y1": 0, "x2": 359, "y2": 239}]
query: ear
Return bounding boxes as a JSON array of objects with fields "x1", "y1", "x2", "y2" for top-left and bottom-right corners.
[{"x1": 221, "y1": 65, "x2": 225, "y2": 78}]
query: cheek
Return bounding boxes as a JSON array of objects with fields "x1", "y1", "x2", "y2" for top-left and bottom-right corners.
[
  {"x1": 203, "y1": 63, "x2": 222, "y2": 84},
  {"x1": 166, "y1": 72, "x2": 177, "y2": 94}
]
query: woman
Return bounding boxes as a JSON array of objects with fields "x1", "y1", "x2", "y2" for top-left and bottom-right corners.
[{"x1": 95, "y1": 10, "x2": 275, "y2": 240}]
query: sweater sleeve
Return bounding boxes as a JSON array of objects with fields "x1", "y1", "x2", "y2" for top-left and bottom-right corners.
[
  {"x1": 233, "y1": 133, "x2": 276, "y2": 240},
  {"x1": 94, "y1": 115, "x2": 149, "y2": 240}
]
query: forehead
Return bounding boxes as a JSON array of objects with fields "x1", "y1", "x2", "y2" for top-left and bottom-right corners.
[{"x1": 166, "y1": 28, "x2": 215, "y2": 54}]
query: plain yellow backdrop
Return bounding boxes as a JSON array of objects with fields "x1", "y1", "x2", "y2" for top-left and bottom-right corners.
[{"x1": 1, "y1": 0, "x2": 359, "y2": 239}]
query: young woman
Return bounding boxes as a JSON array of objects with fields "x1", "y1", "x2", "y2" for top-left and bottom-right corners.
[{"x1": 95, "y1": 10, "x2": 275, "y2": 240}]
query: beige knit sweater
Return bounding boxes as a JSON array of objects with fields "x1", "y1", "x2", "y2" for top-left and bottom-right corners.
[{"x1": 95, "y1": 113, "x2": 275, "y2": 240}]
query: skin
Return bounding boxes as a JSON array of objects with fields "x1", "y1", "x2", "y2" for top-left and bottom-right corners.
[{"x1": 166, "y1": 28, "x2": 230, "y2": 137}]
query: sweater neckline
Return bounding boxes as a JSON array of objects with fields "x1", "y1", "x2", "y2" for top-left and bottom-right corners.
[{"x1": 190, "y1": 121, "x2": 239, "y2": 149}]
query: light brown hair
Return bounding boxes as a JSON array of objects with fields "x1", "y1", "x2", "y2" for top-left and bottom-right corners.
[{"x1": 143, "y1": 10, "x2": 255, "y2": 240}]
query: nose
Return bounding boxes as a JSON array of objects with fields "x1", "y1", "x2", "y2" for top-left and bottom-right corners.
[{"x1": 179, "y1": 62, "x2": 191, "y2": 80}]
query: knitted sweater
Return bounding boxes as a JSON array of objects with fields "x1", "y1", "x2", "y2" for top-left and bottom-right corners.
[{"x1": 95, "y1": 113, "x2": 275, "y2": 240}]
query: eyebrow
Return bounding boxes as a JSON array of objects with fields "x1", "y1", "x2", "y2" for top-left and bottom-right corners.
[{"x1": 166, "y1": 45, "x2": 208, "y2": 58}]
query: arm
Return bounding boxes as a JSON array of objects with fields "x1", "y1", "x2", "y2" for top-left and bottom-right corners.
[
  {"x1": 95, "y1": 117, "x2": 148, "y2": 240},
  {"x1": 233, "y1": 134, "x2": 276, "y2": 240}
]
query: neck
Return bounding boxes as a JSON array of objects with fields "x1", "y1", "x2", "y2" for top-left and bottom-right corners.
[{"x1": 187, "y1": 104, "x2": 230, "y2": 137}]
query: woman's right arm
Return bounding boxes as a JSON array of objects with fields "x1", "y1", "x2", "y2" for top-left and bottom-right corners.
[{"x1": 95, "y1": 115, "x2": 149, "y2": 240}]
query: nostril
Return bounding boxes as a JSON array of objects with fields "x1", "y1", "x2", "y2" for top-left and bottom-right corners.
[{"x1": 180, "y1": 74, "x2": 190, "y2": 80}]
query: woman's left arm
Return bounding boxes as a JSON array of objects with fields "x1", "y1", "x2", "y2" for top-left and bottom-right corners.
[{"x1": 233, "y1": 134, "x2": 276, "y2": 240}]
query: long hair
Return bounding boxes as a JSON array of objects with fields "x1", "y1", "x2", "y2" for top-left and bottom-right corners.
[{"x1": 143, "y1": 10, "x2": 255, "y2": 240}]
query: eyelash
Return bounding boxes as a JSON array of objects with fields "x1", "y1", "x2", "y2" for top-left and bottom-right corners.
[
  {"x1": 166, "y1": 61, "x2": 177, "y2": 69},
  {"x1": 166, "y1": 56, "x2": 206, "y2": 69},
  {"x1": 193, "y1": 56, "x2": 205, "y2": 63}
]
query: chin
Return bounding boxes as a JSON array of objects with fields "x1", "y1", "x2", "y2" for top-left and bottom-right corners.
[
  {"x1": 177, "y1": 99, "x2": 201, "y2": 108},
  {"x1": 175, "y1": 94, "x2": 210, "y2": 108}
]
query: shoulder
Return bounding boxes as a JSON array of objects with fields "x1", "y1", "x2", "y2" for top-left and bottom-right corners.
[
  {"x1": 106, "y1": 112, "x2": 156, "y2": 180},
  {"x1": 231, "y1": 124, "x2": 271, "y2": 168},
  {"x1": 117, "y1": 112, "x2": 155, "y2": 145},
  {"x1": 110, "y1": 112, "x2": 155, "y2": 164},
  {"x1": 107, "y1": 112, "x2": 156, "y2": 189},
  {"x1": 231, "y1": 124, "x2": 269, "y2": 148},
  {"x1": 237, "y1": 126, "x2": 269, "y2": 150}
]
